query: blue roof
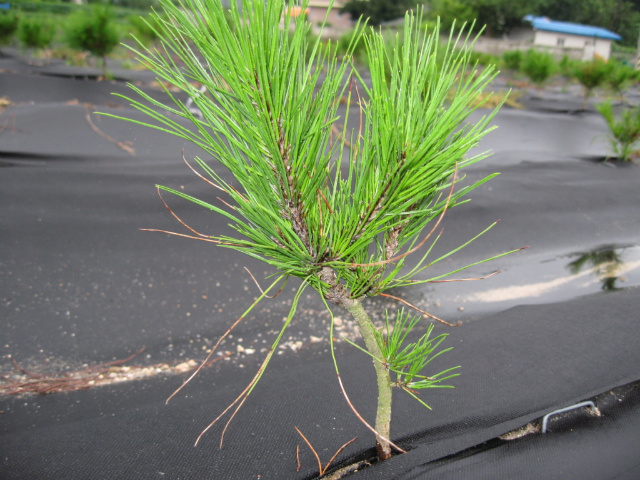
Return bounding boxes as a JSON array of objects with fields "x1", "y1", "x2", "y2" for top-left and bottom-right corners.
[{"x1": 524, "y1": 15, "x2": 622, "y2": 41}]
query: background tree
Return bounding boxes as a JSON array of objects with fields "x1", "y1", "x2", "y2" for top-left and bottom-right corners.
[
  {"x1": 606, "y1": 60, "x2": 640, "y2": 104},
  {"x1": 341, "y1": 0, "x2": 423, "y2": 25},
  {"x1": 0, "y1": 11, "x2": 19, "y2": 46},
  {"x1": 469, "y1": 0, "x2": 539, "y2": 37},
  {"x1": 427, "y1": 0, "x2": 478, "y2": 32},
  {"x1": 520, "y1": 48, "x2": 555, "y2": 85},
  {"x1": 597, "y1": 101, "x2": 640, "y2": 162},
  {"x1": 428, "y1": 0, "x2": 640, "y2": 46},
  {"x1": 65, "y1": 4, "x2": 120, "y2": 76},
  {"x1": 573, "y1": 58, "x2": 613, "y2": 109},
  {"x1": 18, "y1": 16, "x2": 55, "y2": 50}
]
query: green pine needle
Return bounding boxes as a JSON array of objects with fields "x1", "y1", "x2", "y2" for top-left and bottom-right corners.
[{"x1": 103, "y1": 0, "x2": 508, "y2": 303}]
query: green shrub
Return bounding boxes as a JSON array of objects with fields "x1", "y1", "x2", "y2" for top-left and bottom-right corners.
[
  {"x1": 0, "y1": 11, "x2": 19, "y2": 45},
  {"x1": 9, "y1": 1, "x2": 78, "y2": 15},
  {"x1": 336, "y1": 28, "x2": 367, "y2": 64},
  {"x1": 597, "y1": 100, "x2": 640, "y2": 162},
  {"x1": 558, "y1": 54, "x2": 577, "y2": 77},
  {"x1": 468, "y1": 50, "x2": 499, "y2": 67},
  {"x1": 607, "y1": 60, "x2": 639, "y2": 102},
  {"x1": 520, "y1": 48, "x2": 555, "y2": 85},
  {"x1": 129, "y1": 13, "x2": 162, "y2": 45},
  {"x1": 572, "y1": 58, "x2": 613, "y2": 108},
  {"x1": 502, "y1": 49, "x2": 522, "y2": 71},
  {"x1": 65, "y1": 4, "x2": 120, "y2": 75},
  {"x1": 18, "y1": 16, "x2": 55, "y2": 49}
]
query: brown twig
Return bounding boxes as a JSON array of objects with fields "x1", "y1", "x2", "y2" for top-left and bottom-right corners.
[
  {"x1": 84, "y1": 105, "x2": 136, "y2": 156},
  {"x1": 334, "y1": 370, "x2": 406, "y2": 454},
  {"x1": 294, "y1": 426, "x2": 358, "y2": 476},
  {"x1": 139, "y1": 228, "x2": 236, "y2": 245},
  {"x1": 1, "y1": 351, "x2": 231, "y2": 397},
  {"x1": 180, "y1": 150, "x2": 229, "y2": 194},
  {"x1": 216, "y1": 196, "x2": 238, "y2": 211},
  {"x1": 317, "y1": 188, "x2": 333, "y2": 214},
  {"x1": 0, "y1": 112, "x2": 17, "y2": 134},
  {"x1": 379, "y1": 293, "x2": 461, "y2": 327},
  {"x1": 243, "y1": 267, "x2": 284, "y2": 299},
  {"x1": 331, "y1": 124, "x2": 352, "y2": 148},
  {"x1": 156, "y1": 186, "x2": 212, "y2": 239},
  {"x1": 324, "y1": 436, "x2": 359, "y2": 475},
  {"x1": 194, "y1": 351, "x2": 273, "y2": 447},
  {"x1": 166, "y1": 290, "x2": 272, "y2": 405},
  {"x1": 0, "y1": 347, "x2": 210, "y2": 396},
  {"x1": 295, "y1": 426, "x2": 324, "y2": 475}
]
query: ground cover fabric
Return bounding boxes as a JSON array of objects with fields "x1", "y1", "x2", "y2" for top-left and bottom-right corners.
[{"x1": 1, "y1": 49, "x2": 639, "y2": 479}]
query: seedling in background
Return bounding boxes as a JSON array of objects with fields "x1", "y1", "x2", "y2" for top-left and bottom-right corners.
[
  {"x1": 597, "y1": 100, "x2": 640, "y2": 162},
  {"x1": 65, "y1": 4, "x2": 120, "y2": 77},
  {"x1": 573, "y1": 58, "x2": 612, "y2": 110},
  {"x1": 107, "y1": 0, "x2": 522, "y2": 464}
]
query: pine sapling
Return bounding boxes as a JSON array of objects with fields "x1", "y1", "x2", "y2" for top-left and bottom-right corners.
[
  {"x1": 106, "y1": 0, "x2": 523, "y2": 463},
  {"x1": 597, "y1": 100, "x2": 640, "y2": 162}
]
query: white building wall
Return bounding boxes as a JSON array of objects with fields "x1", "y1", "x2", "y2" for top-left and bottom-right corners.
[
  {"x1": 307, "y1": 1, "x2": 352, "y2": 38},
  {"x1": 533, "y1": 30, "x2": 613, "y2": 60}
]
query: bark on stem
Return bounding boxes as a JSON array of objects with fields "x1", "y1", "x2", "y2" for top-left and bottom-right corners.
[{"x1": 343, "y1": 298, "x2": 393, "y2": 461}]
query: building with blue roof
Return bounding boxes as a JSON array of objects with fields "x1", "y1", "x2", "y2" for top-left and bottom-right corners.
[{"x1": 523, "y1": 15, "x2": 621, "y2": 61}]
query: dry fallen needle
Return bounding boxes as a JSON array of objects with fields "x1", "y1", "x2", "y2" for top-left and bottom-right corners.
[{"x1": 0, "y1": 347, "x2": 232, "y2": 396}]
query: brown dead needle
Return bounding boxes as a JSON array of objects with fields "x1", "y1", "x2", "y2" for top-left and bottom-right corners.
[
  {"x1": 1, "y1": 347, "x2": 146, "y2": 395},
  {"x1": 0, "y1": 347, "x2": 229, "y2": 396},
  {"x1": 294, "y1": 426, "x2": 357, "y2": 477}
]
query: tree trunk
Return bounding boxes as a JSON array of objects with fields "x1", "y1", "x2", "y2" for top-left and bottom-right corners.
[{"x1": 343, "y1": 298, "x2": 393, "y2": 461}]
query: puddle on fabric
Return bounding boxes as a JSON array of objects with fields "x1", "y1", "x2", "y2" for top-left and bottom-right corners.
[{"x1": 427, "y1": 244, "x2": 640, "y2": 319}]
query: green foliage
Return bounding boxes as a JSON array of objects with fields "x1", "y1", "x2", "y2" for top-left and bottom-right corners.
[
  {"x1": 502, "y1": 49, "x2": 522, "y2": 71},
  {"x1": 112, "y1": 0, "x2": 509, "y2": 301},
  {"x1": 597, "y1": 100, "x2": 640, "y2": 162},
  {"x1": 573, "y1": 58, "x2": 613, "y2": 106},
  {"x1": 344, "y1": 308, "x2": 460, "y2": 409},
  {"x1": 107, "y1": 0, "x2": 517, "y2": 460},
  {"x1": 520, "y1": 48, "x2": 555, "y2": 85},
  {"x1": 0, "y1": 11, "x2": 19, "y2": 45},
  {"x1": 471, "y1": 0, "x2": 542, "y2": 37},
  {"x1": 341, "y1": 0, "x2": 419, "y2": 25},
  {"x1": 18, "y1": 15, "x2": 55, "y2": 49},
  {"x1": 109, "y1": 0, "x2": 159, "y2": 9},
  {"x1": 427, "y1": 0, "x2": 478, "y2": 33},
  {"x1": 468, "y1": 50, "x2": 499, "y2": 67},
  {"x1": 336, "y1": 28, "x2": 367, "y2": 64},
  {"x1": 558, "y1": 54, "x2": 577, "y2": 77},
  {"x1": 10, "y1": 1, "x2": 80, "y2": 15},
  {"x1": 65, "y1": 4, "x2": 120, "y2": 72},
  {"x1": 128, "y1": 13, "x2": 162, "y2": 45},
  {"x1": 606, "y1": 60, "x2": 639, "y2": 101}
]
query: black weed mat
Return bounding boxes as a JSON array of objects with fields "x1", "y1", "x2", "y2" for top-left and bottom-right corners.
[{"x1": 1, "y1": 50, "x2": 639, "y2": 479}]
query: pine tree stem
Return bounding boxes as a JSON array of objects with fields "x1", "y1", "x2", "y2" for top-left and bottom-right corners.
[{"x1": 344, "y1": 298, "x2": 393, "y2": 461}]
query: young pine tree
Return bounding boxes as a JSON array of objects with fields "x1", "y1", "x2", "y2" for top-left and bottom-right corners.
[
  {"x1": 108, "y1": 0, "x2": 520, "y2": 463},
  {"x1": 65, "y1": 4, "x2": 119, "y2": 76}
]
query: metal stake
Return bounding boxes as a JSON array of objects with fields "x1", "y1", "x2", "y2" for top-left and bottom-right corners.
[{"x1": 541, "y1": 401, "x2": 597, "y2": 433}]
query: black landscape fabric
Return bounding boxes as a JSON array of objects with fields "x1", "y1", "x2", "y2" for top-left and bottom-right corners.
[{"x1": 2, "y1": 50, "x2": 640, "y2": 479}]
